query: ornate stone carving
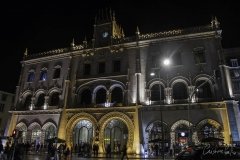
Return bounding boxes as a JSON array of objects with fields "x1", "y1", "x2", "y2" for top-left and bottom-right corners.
[
  {"x1": 65, "y1": 112, "x2": 98, "y2": 147},
  {"x1": 98, "y1": 111, "x2": 134, "y2": 149}
]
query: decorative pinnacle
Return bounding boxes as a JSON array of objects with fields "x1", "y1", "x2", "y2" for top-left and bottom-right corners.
[
  {"x1": 24, "y1": 48, "x2": 28, "y2": 57},
  {"x1": 71, "y1": 38, "x2": 75, "y2": 47},
  {"x1": 136, "y1": 26, "x2": 140, "y2": 35}
]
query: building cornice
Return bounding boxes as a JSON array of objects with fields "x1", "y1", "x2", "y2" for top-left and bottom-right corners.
[{"x1": 9, "y1": 109, "x2": 63, "y2": 115}]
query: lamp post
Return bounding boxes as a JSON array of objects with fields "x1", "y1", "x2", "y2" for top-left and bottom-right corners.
[
  {"x1": 187, "y1": 74, "x2": 215, "y2": 146},
  {"x1": 150, "y1": 58, "x2": 170, "y2": 160}
]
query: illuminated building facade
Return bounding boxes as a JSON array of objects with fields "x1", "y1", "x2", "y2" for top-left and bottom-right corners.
[{"x1": 5, "y1": 12, "x2": 240, "y2": 154}]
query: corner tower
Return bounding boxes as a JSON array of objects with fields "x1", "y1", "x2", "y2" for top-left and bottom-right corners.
[{"x1": 93, "y1": 9, "x2": 125, "y2": 47}]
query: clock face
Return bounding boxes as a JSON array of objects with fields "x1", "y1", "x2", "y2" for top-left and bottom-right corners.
[{"x1": 102, "y1": 31, "x2": 109, "y2": 38}]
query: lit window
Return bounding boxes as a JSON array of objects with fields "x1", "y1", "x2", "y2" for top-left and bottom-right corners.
[
  {"x1": 231, "y1": 59, "x2": 238, "y2": 67},
  {"x1": 40, "y1": 70, "x2": 47, "y2": 81}
]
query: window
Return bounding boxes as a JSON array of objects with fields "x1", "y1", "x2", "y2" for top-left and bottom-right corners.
[
  {"x1": 98, "y1": 62, "x2": 105, "y2": 74},
  {"x1": 84, "y1": 64, "x2": 91, "y2": 75},
  {"x1": 193, "y1": 47, "x2": 206, "y2": 64},
  {"x1": 0, "y1": 103, "x2": 4, "y2": 112},
  {"x1": 40, "y1": 69, "x2": 47, "y2": 81},
  {"x1": 230, "y1": 69, "x2": 240, "y2": 78},
  {"x1": 231, "y1": 59, "x2": 239, "y2": 67},
  {"x1": 53, "y1": 67, "x2": 61, "y2": 79},
  {"x1": 113, "y1": 60, "x2": 121, "y2": 72},
  {"x1": 27, "y1": 72, "x2": 35, "y2": 82},
  {"x1": 1, "y1": 94, "x2": 7, "y2": 101}
]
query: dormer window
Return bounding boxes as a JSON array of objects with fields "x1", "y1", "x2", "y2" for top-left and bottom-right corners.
[
  {"x1": 230, "y1": 59, "x2": 238, "y2": 67},
  {"x1": 53, "y1": 66, "x2": 61, "y2": 79},
  {"x1": 40, "y1": 69, "x2": 47, "y2": 81},
  {"x1": 27, "y1": 71, "x2": 35, "y2": 82}
]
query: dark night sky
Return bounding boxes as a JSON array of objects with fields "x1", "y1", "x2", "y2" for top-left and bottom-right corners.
[{"x1": 1, "y1": 1, "x2": 240, "y2": 93}]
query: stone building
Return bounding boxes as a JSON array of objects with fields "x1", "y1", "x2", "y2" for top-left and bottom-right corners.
[
  {"x1": 5, "y1": 12, "x2": 240, "y2": 154},
  {"x1": 0, "y1": 91, "x2": 14, "y2": 137}
]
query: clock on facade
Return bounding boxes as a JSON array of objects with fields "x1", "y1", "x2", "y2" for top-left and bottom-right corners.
[{"x1": 102, "y1": 31, "x2": 109, "y2": 38}]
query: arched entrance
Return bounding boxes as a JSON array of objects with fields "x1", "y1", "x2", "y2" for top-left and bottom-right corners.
[
  {"x1": 28, "y1": 122, "x2": 42, "y2": 148},
  {"x1": 145, "y1": 121, "x2": 170, "y2": 156},
  {"x1": 72, "y1": 120, "x2": 94, "y2": 146},
  {"x1": 104, "y1": 119, "x2": 128, "y2": 153},
  {"x1": 98, "y1": 112, "x2": 134, "y2": 154},
  {"x1": 65, "y1": 113, "x2": 97, "y2": 150},
  {"x1": 196, "y1": 119, "x2": 223, "y2": 142},
  {"x1": 16, "y1": 122, "x2": 28, "y2": 143}
]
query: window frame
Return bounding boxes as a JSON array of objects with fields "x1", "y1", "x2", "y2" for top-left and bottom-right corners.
[
  {"x1": 53, "y1": 65, "x2": 61, "y2": 79},
  {"x1": 39, "y1": 68, "x2": 48, "y2": 81},
  {"x1": 98, "y1": 62, "x2": 106, "y2": 74},
  {"x1": 27, "y1": 70, "x2": 35, "y2": 82}
]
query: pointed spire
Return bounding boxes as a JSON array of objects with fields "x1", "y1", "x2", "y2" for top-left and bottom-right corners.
[
  {"x1": 214, "y1": 16, "x2": 220, "y2": 28},
  {"x1": 121, "y1": 28, "x2": 125, "y2": 37},
  {"x1": 71, "y1": 38, "x2": 75, "y2": 47},
  {"x1": 136, "y1": 26, "x2": 140, "y2": 35},
  {"x1": 211, "y1": 16, "x2": 220, "y2": 28},
  {"x1": 24, "y1": 48, "x2": 28, "y2": 57},
  {"x1": 83, "y1": 36, "x2": 87, "y2": 48}
]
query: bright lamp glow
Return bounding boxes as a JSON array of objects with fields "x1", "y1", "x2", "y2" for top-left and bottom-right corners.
[
  {"x1": 163, "y1": 58, "x2": 170, "y2": 66},
  {"x1": 150, "y1": 72, "x2": 155, "y2": 76},
  {"x1": 181, "y1": 132, "x2": 185, "y2": 137}
]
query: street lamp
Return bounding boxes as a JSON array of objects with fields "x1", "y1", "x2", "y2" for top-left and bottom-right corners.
[
  {"x1": 150, "y1": 58, "x2": 170, "y2": 160},
  {"x1": 187, "y1": 74, "x2": 215, "y2": 146}
]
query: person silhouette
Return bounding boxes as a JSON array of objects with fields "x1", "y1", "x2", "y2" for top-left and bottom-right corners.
[{"x1": 121, "y1": 144, "x2": 128, "y2": 160}]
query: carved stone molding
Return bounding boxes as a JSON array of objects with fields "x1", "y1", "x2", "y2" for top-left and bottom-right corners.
[
  {"x1": 98, "y1": 111, "x2": 134, "y2": 150},
  {"x1": 65, "y1": 112, "x2": 98, "y2": 147}
]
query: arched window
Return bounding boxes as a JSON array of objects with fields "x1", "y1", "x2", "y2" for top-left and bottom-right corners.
[
  {"x1": 45, "y1": 125, "x2": 56, "y2": 140},
  {"x1": 80, "y1": 89, "x2": 92, "y2": 106},
  {"x1": 96, "y1": 88, "x2": 106, "y2": 104},
  {"x1": 73, "y1": 120, "x2": 93, "y2": 145},
  {"x1": 111, "y1": 87, "x2": 123, "y2": 104},
  {"x1": 27, "y1": 72, "x2": 35, "y2": 82},
  {"x1": 146, "y1": 121, "x2": 170, "y2": 147},
  {"x1": 23, "y1": 95, "x2": 32, "y2": 110},
  {"x1": 36, "y1": 93, "x2": 45, "y2": 109},
  {"x1": 172, "y1": 82, "x2": 188, "y2": 100},
  {"x1": 40, "y1": 69, "x2": 47, "y2": 81},
  {"x1": 150, "y1": 84, "x2": 164, "y2": 102},
  {"x1": 196, "y1": 80, "x2": 212, "y2": 99},
  {"x1": 49, "y1": 92, "x2": 60, "y2": 106},
  {"x1": 198, "y1": 123, "x2": 222, "y2": 141},
  {"x1": 104, "y1": 119, "x2": 128, "y2": 153},
  {"x1": 53, "y1": 67, "x2": 61, "y2": 79}
]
